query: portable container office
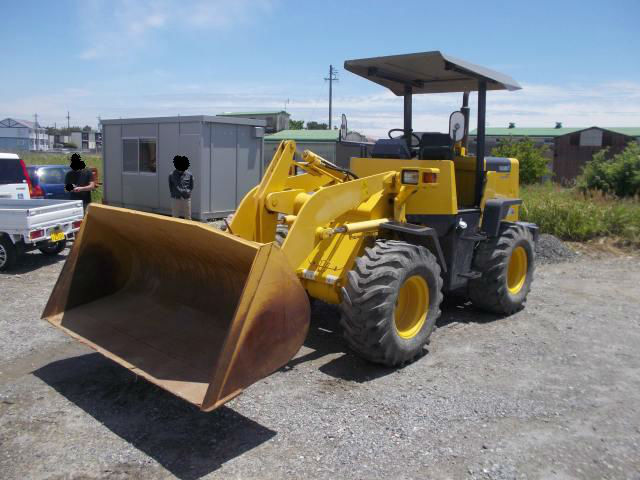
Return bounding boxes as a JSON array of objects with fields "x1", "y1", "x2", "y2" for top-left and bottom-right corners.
[{"x1": 101, "y1": 115, "x2": 266, "y2": 221}]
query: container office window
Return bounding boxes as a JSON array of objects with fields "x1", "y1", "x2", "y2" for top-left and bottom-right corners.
[
  {"x1": 123, "y1": 138, "x2": 157, "y2": 173},
  {"x1": 123, "y1": 139, "x2": 138, "y2": 172},
  {"x1": 139, "y1": 139, "x2": 157, "y2": 173}
]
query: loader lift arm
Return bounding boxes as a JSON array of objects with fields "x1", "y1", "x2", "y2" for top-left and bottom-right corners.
[{"x1": 231, "y1": 140, "x2": 440, "y2": 278}]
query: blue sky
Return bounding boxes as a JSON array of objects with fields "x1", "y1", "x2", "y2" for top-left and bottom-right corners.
[{"x1": 2, "y1": 0, "x2": 639, "y2": 137}]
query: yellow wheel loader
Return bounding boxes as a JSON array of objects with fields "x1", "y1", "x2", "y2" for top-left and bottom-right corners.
[{"x1": 42, "y1": 51, "x2": 538, "y2": 411}]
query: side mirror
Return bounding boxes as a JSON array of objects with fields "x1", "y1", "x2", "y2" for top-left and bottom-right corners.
[
  {"x1": 339, "y1": 114, "x2": 348, "y2": 141},
  {"x1": 449, "y1": 111, "x2": 465, "y2": 142}
]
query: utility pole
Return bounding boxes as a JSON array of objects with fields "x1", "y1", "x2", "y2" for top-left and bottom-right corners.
[
  {"x1": 324, "y1": 65, "x2": 338, "y2": 129},
  {"x1": 34, "y1": 113, "x2": 39, "y2": 151},
  {"x1": 66, "y1": 111, "x2": 70, "y2": 130}
]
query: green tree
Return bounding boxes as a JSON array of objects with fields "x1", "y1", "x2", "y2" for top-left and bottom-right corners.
[
  {"x1": 490, "y1": 137, "x2": 550, "y2": 184},
  {"x1": 578, "y1": 142, "x2": 640, "y2": 197},
  {"x1": 306, "y1": 121, "x2": 328, "y2": 130},
  {"x1": 289, "y1": 119, "x2": 304, "y2": 130}
]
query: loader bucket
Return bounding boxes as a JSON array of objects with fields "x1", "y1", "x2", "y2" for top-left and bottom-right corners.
[{"x1": 42, "y1": 204, "x2": 310, "y2": 411}]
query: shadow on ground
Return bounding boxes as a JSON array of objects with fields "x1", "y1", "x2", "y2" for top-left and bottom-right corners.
[
  {"x1": 284, "y1": 297, "x2": 503, "y2": 382},
  {"x1": 32, "y1": 296, "x2": 503, "y2": 479},
  {"x1": 1, "y1": 250, "x2": 69, "y2": 275},
  {"x1": 437, "y1": 295, "x2": 505, "y2": 328},
  {"x1": 282, "y1": 300, "x2": 397, "y2": 382},
  {"x1": 33, "y1": 354, "x2": 276, "y2": 480}
]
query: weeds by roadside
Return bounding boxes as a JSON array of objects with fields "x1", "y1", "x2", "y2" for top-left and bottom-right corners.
[{"x1": 521, "y1": 183, "x2": 640, "y2": 246}]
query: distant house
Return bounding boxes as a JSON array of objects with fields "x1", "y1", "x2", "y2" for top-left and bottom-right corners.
[
  {"x1": 70, "y1": 130, "x2": 101, "y2": 151},
  {"x1": 469, "y1": 124, "x2": 580, "y2": 155},
  {"x1": 0, "y1": 118, "x2": 49, "y2": 151},
  {"x1": 470, "y1": 124, "x2": 640, "y2": 181},
  {"x1": 49, "y1": 133, "x2": 70, "y2": 147},
  {"x1": 218, "y1": 111, "x2": 290, "y2": 134},
  {"x1": 553, "y1": 127, "x2": 640, "y2": 182},
  {"x1": 264, "y1": 129, "x2": 372, "y2": 169}
]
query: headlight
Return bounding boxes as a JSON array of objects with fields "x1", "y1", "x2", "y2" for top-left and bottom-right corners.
[{"x1": 401, "y1": 170, "x2": 419, "y2": 185}]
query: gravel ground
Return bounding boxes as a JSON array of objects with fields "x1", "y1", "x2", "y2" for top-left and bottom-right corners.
[
  {"x1": 535, "y1": 234, "x2": 577, "y2": 265},
  {"x1": 1, "y1": 246, "x2": 640, "y2": 480}
]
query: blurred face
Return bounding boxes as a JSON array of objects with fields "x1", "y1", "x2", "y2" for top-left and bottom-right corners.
[
  {"x1": 70, "y1": 154, "x2": 85, "y2": 171},
  {"x1": 173, "y1": 155, "x2": 190, "y2": 172}
]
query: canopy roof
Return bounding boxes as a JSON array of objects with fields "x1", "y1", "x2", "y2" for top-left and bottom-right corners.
[{"x1": 344, "y1": 51, "x2": 521, "y2": 96}]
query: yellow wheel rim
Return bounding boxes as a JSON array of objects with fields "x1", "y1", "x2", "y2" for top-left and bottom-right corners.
[
  {"x1": 507, "y1": 246, "x2": 528, "y2": 294},
  {"x1": 394, "y1": 275, "x2": 429, "y2": 339}
]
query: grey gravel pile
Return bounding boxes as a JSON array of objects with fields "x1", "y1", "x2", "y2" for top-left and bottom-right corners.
[{"x1": 535, "y1": 233, "x2": 577, "y2": 264}]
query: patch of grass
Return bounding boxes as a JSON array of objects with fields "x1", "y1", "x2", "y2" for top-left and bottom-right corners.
[
  {"x1": 521, "y1": 183, "x2": 640, "y2": 246},
  {"x1": 21, "y1": 152, "x2": 103, "y2": 203}
]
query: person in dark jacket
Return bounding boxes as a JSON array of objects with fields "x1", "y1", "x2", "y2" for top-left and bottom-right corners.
[
  {"x1": 168, "y1": 155, "x2": 194, "y2": 220},
  {"x1": 64, "y1": 153, "x2": 96, "y2": 210}
]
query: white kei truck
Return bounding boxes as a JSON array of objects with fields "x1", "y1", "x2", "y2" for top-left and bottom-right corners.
[
  {"x1": 1, "y1": 153, "x2": 84, "y2": 270},
  {"x1": 0, "y1": 199, "x2": 84, "y2": 271}
]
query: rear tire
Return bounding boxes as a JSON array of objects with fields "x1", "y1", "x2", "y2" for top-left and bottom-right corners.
[
  {"x1": 339, "y1": 240, "x2": 443, "y2": 366},
  {"x1": 469, "y1": 224, "x2": 535, "y2": 314},
  {"x1": 39, "y1": 239, "x2": 67, "y2": 255},
  {"x1": 0, "y1": 236, "x2": 18, "y2": 271}
]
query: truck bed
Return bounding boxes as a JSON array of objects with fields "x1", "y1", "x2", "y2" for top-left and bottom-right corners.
[{"x1": 0, "y1": 199, "x2": 84, "y2": 233}]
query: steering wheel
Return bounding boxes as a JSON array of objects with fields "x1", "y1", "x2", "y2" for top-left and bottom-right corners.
[{"x1": 388, "y1": 128, "x2": 421, "y2": 147}]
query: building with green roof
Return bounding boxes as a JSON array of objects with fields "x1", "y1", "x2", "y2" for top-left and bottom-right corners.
[
  {"x1": 265, "y1": 129, "x2": 341, "y2": 142},
  {"x1": 264, "y1": 129, "x2": 371, "y2": 168},
  {"x1": 218, "y1": 111, "x2": 290, "y2": 133},
  {"x1": 469, "y1": 124, "x2": 640, "y2": 181}
]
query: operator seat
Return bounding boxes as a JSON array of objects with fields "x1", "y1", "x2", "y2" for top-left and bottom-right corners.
[
  {"x1": 371, "y1": 138, "x2": 412, "y2": 159},
  {"x1": 419, "y1": 133, "x2": 452, "y2": 160}
]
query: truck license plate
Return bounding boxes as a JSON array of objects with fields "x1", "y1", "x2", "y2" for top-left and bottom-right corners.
[{"x1": 50, "y1": 232, "x2": 65, "y2": 242}]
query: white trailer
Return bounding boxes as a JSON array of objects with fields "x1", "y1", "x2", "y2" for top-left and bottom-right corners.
[{"x1": 0, "y1": 199, "x2": 84, "y2": 270}]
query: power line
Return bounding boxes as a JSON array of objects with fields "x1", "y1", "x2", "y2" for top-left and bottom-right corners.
[{"x1": 324, "y1": 65, "x2": 339, "y2": 129}]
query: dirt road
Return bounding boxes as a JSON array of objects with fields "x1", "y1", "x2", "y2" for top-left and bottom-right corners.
[{"x1": 1, "y1": 250, "x2": 639, "y2": 479}]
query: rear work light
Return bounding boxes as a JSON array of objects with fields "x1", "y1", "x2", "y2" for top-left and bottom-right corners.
[
  {"x1": 422, "y1": 172, "x2": 437, "y2": 183},
  {"x1": 72, "y1": 220, "x2": 82, "y2": 229},
  {"x1": 29, "y1": 229, "x2": 45, "y2": 240},
  {"x1": 401, "y1": 170, "x2": 419, "y2": 185}
]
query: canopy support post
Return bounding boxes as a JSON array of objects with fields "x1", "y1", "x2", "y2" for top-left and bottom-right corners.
[
  {"x1": 403, "y1": 84, "x2": 413, "y2": 152},
  {"x1": 461, "y1": 91, "x2": 470, "y2": 149},
  {"x1": 475, "y1": 80, "x2": 487, "y2": 206}
]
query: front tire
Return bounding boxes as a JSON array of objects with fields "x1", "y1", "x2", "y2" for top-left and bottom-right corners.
[
  {"x1": 39, "y1": 239, "x2": 67, "y2": 255},
  {"x1": 469, "y1": 224, "x2": 535, "y2": 314},
  {"x1": 0, "y1": 236, "x2": 18, "y2": 271},
  {"x1": 339, "y1": 240, "x2": 443, "y2": 366}
]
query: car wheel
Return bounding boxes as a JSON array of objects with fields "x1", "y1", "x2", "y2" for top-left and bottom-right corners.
[{"x1": 0, "y1": 236, "x2": 18, "y2": 271}]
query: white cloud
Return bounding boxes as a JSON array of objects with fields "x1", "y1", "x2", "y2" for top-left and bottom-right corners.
[
  {"x1": 78, "y1": 0, "x2": 274, "y2": 60},
  {"x1": 4, "y1": 80, "x2": 639, "y2": 138}
]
